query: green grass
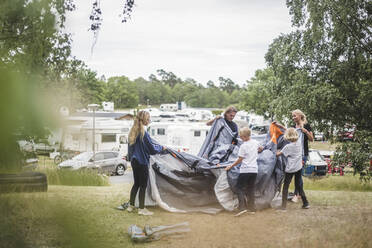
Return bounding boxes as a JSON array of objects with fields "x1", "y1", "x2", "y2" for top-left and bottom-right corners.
[
  {"x1": 303, "y1": 174, "x2": 372, "y2": 192},
  {"x1": 1, "y1": 154, "x2": 370, "y2": 247},
  {"x1": 36, "y1": 156, "x2": 109, "y2": 186},
  {"x1": 309, "y1": 141, "x2": 339, "y2": 151},
  {"x1": 1, "y1": 184, "x2": 371, "y2": 248}
]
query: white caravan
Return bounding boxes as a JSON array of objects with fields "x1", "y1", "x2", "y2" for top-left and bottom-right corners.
[
  {"x1": 179, "y1": 108, "x2": 214, "y2": 121},
  {"x1": 235, "y1": 111, "x2": 250, "y2": 122},
  {"x1": 63, "y1": 119, "x2": 132, "y2": 155},
  {"x1": 148, "y1": 122, "x2": 210, "y2": 155},
  {"x1": 160, "y1": 103, "x2": 178, "y2": 112},
  {"x1": 247, "y1": 113, "x2": 270, "y2": 127},
  {"x1": 102, "y1": 101, "x2": 114, "y2": 112}
]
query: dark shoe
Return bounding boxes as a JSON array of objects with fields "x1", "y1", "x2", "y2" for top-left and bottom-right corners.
[
  {"x1": 116, "y1": 202, "x2": 131, "y2": 211},
  {"x1": 302, "y1": 204, "x2": 310, "y2": 209}
]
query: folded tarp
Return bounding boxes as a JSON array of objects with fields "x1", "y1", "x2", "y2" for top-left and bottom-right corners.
[{"x1": 139, "y1": 119, "x2": 287, "y2": 214}]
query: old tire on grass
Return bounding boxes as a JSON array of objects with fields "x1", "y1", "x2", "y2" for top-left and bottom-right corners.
[{"x1": 0, "y1": 172, "x2": 48, "y2": 193}]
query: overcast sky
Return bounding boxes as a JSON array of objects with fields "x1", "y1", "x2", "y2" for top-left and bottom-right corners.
[{"x1": 65, "y1": 0, "x2": 293, "y2": 86}]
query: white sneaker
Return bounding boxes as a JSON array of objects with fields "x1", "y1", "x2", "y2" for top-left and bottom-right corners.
[
  {"x1": 127, "y1": 204, "x2": 135, "y2": 212},
  {"x1": 291, "y1": 195, "x2": 298, "y2": 203},
  {"x1": 234, "y1": 210, "x2": 247, "y2": 217},
  {"x1": 138, "y1": 208, "x2": 154, "y2": 216}
]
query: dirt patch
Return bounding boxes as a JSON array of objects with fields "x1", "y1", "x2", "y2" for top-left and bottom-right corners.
[{"x1": 144, "y1": 191, "x2": 372, "y2": 248}]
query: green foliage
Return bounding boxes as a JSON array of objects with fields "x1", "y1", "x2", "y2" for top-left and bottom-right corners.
[
  {"x1": 218, "y1": 77, "x2": 240, "y2": 94},
  {"x1": 303, "y1": 175, "x2": 372, "y2": 192},
  {"x1": 266, "y1": 0, "x2": 372, "y2": 131},
  {"x1": 45, "y1": 168, "x2": 109, "y2": 186},
  {"x1": 333, "y1": 130, "x2": 372, "y2": 182},
  {"x1": 0, "y1": 66, "x2": 57, "y2": 172},
  {"x1": 0, "y1": 0, "x2": 74, "y2": 171},
  {"x1": 126, "y1": 70, "x2": 242, "y2": 108},
  {"x1": 37, "y1": 156, "x2": 110, "y2": 186},
  {"x1": 0, "y1": 0, "x2": 74, "y2": 74},
  {"x1": 240, "y1": 68, "x2": 279, "y2": 120},
  {"x1": 106, "y1": 76, "x2": 139, "y2": 108},
  {"x1": 212, "y1": 109, "x2": 223, "y2": 116},
  {"x1": 257, "y1": 0, "x2": 372, "y2": 180},
  {"x1": 186, "y1": 87, "x2": 230, "y2": 108},
  {"x1": 156, "y1": 69, "x2": 183, "y2": 88}
]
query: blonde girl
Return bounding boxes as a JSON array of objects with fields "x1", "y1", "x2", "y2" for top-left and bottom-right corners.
[{"x1": 126, "y1": 110, "x2": 165, "y2": 215}]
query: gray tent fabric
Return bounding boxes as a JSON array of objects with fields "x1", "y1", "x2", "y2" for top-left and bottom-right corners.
[{"x1": 137, "y1": 118, "x2": 286, "y2": 213}]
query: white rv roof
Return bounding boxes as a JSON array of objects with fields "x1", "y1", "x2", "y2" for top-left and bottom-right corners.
[
  {"x1": 148, "y1": 122, "x2": 210, "y2": 130},
  {"x1": 81, "y1": 119, "x2": 132, "y2": 130}
]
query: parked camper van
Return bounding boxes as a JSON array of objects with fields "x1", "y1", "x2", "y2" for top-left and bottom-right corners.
[
  {"x1": 148, "y1": 122, "x2": 210, "y2": 155},
  {"x1": 63, "y1": 119, "x2": 132, "y2": 155},
  {"x1": 180, "y1": 108, "x2": 214, "y2": 121},
  {"x1": 160, "y1": 104, "x2": 178, "y2": 112}
]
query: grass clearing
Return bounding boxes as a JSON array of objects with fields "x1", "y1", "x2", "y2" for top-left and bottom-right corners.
[
  {"x1": 36, "y1": 156, "x2": 109, "y2": 186},
  {"x1": 303, "y1": 174, "x2": 372, "y2": 192},
  {"x1": 2, "y1": 153, "x2": 370, "y2": 247},
  {"x1": 1, "y1": 182, "x2": 371, "y2": 248},
  {"x1": 309, "y1": 141, "x2": 339, "y2": 151}
]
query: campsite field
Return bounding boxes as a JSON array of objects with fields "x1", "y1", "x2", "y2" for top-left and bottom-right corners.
[{"x1": 1, "y1": 181, "x2": 372, "y2": 248}]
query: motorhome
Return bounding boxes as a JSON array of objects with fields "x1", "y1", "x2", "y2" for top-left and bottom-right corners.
[
  {"x1": 160, "y1": 103, "x2": 178, "y2": 112},
  {"x1": 248, "y1": 113, "x2": 270, "y2": 127},
  {"x1": 63, "y1": 119, "x2": 132, "y2": 155},
  {"x1": 102, "y1": 101, "x2": 114, "y2": 112},
  {"x1": 148, "y1": 122, "x2": 210, "y2": 155},
  {"x1": 179, "y1": 108, "x2": 214, "y2": 121},
  {"x1": 235, "y1": 110, "x2": 250, "y2": 122}
]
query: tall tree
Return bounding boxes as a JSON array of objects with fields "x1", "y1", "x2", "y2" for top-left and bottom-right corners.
[
  {"x1": 156, "y1": 69, "x2": 182, "y2": 88},
  {"x1": 0, "y1": 0, "x2": 76, "y2": 172},
  {"x1": 106, "y1": 76, "x2": 138, "y2": 108},
  {"x1": 241, "y1": 68, "x2": 280, "y2": 120},
  {"x1": 266, "y1": 0, "x2": 372, "y2": 130},
  {"x1": 0, "y1": 0, "x2": 75, "y2": 76},
  {"x1": 264, "y1": 0, "x2": 372, "y2": 179},
  {"x1": 218, "y1": 77, "x2": 239, "y2": 94}
]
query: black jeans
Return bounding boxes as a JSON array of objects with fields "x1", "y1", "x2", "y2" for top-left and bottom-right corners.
[
  {"x1": 129, "y1": 159, "x2": 149, "y2": 209},
  {"x1": 236, "y1": 173, "x2": 257, "y2": 211},
  {"x1": 294, "y1": 155, "x2": 307, "y2": 195},
  {"x1": 282, "y1": 169, "x2": 308, "y2": 208}
]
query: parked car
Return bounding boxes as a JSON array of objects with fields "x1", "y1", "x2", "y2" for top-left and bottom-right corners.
[
  {"x1": 58, "y1": 151, "x2": 127, "y2": 176},
  {"x1": 53, "y1": 150, "x2": 80, "y2": 165},
  {"x1": 318, "y1": 150, "x2": 335, "y2": 174},
  {"x1": 304, "y1": 149, "x2": 328, "y2": 176},
  {"x1": 34, "y1": 142, "x2": 57, "y2": 155},
  {"x1": 16, "y1": 140, "x2": 39, "y2": 170},
  {"x1": 17, "y1": 140, "x2": 36, "y2": 153},
  {"x1": 337, "y1": 125, "x2": 355, "y2": 141},
  {"x1": 251, "y1": 125, "x2": 270, "y2": 135},
  {"x1": 314, "y1": 132, "x2": 325, "y2": 141}
]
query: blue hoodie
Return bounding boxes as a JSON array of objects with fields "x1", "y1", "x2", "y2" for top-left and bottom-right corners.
[{"x1": 128, "y1": 131, "x2": 163, "y2": 166}]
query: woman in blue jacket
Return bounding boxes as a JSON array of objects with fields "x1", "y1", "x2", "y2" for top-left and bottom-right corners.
[{"x1": 126, "y1": 110, "x2": 165, "y2": 215}]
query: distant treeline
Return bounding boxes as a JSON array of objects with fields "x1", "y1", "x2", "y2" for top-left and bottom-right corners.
[{"x1": 63, "y1": 67, "x2": 245, "y2": 110}]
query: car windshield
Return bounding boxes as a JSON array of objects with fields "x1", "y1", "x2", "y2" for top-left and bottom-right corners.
[
  {"x1": 72, "y1": 152, "x2": 92, "y2": 161},
  {"x1": 309, "y1": 151, "x2": 324, "y2": 162}
]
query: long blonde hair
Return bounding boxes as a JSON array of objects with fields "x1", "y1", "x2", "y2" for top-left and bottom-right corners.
[
  {"x1": 292, "y1": 109, "x2": 307, "y2": 124},
  {"x1": 129, "y1": 110, "x2": 150, "y2": 145}
]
